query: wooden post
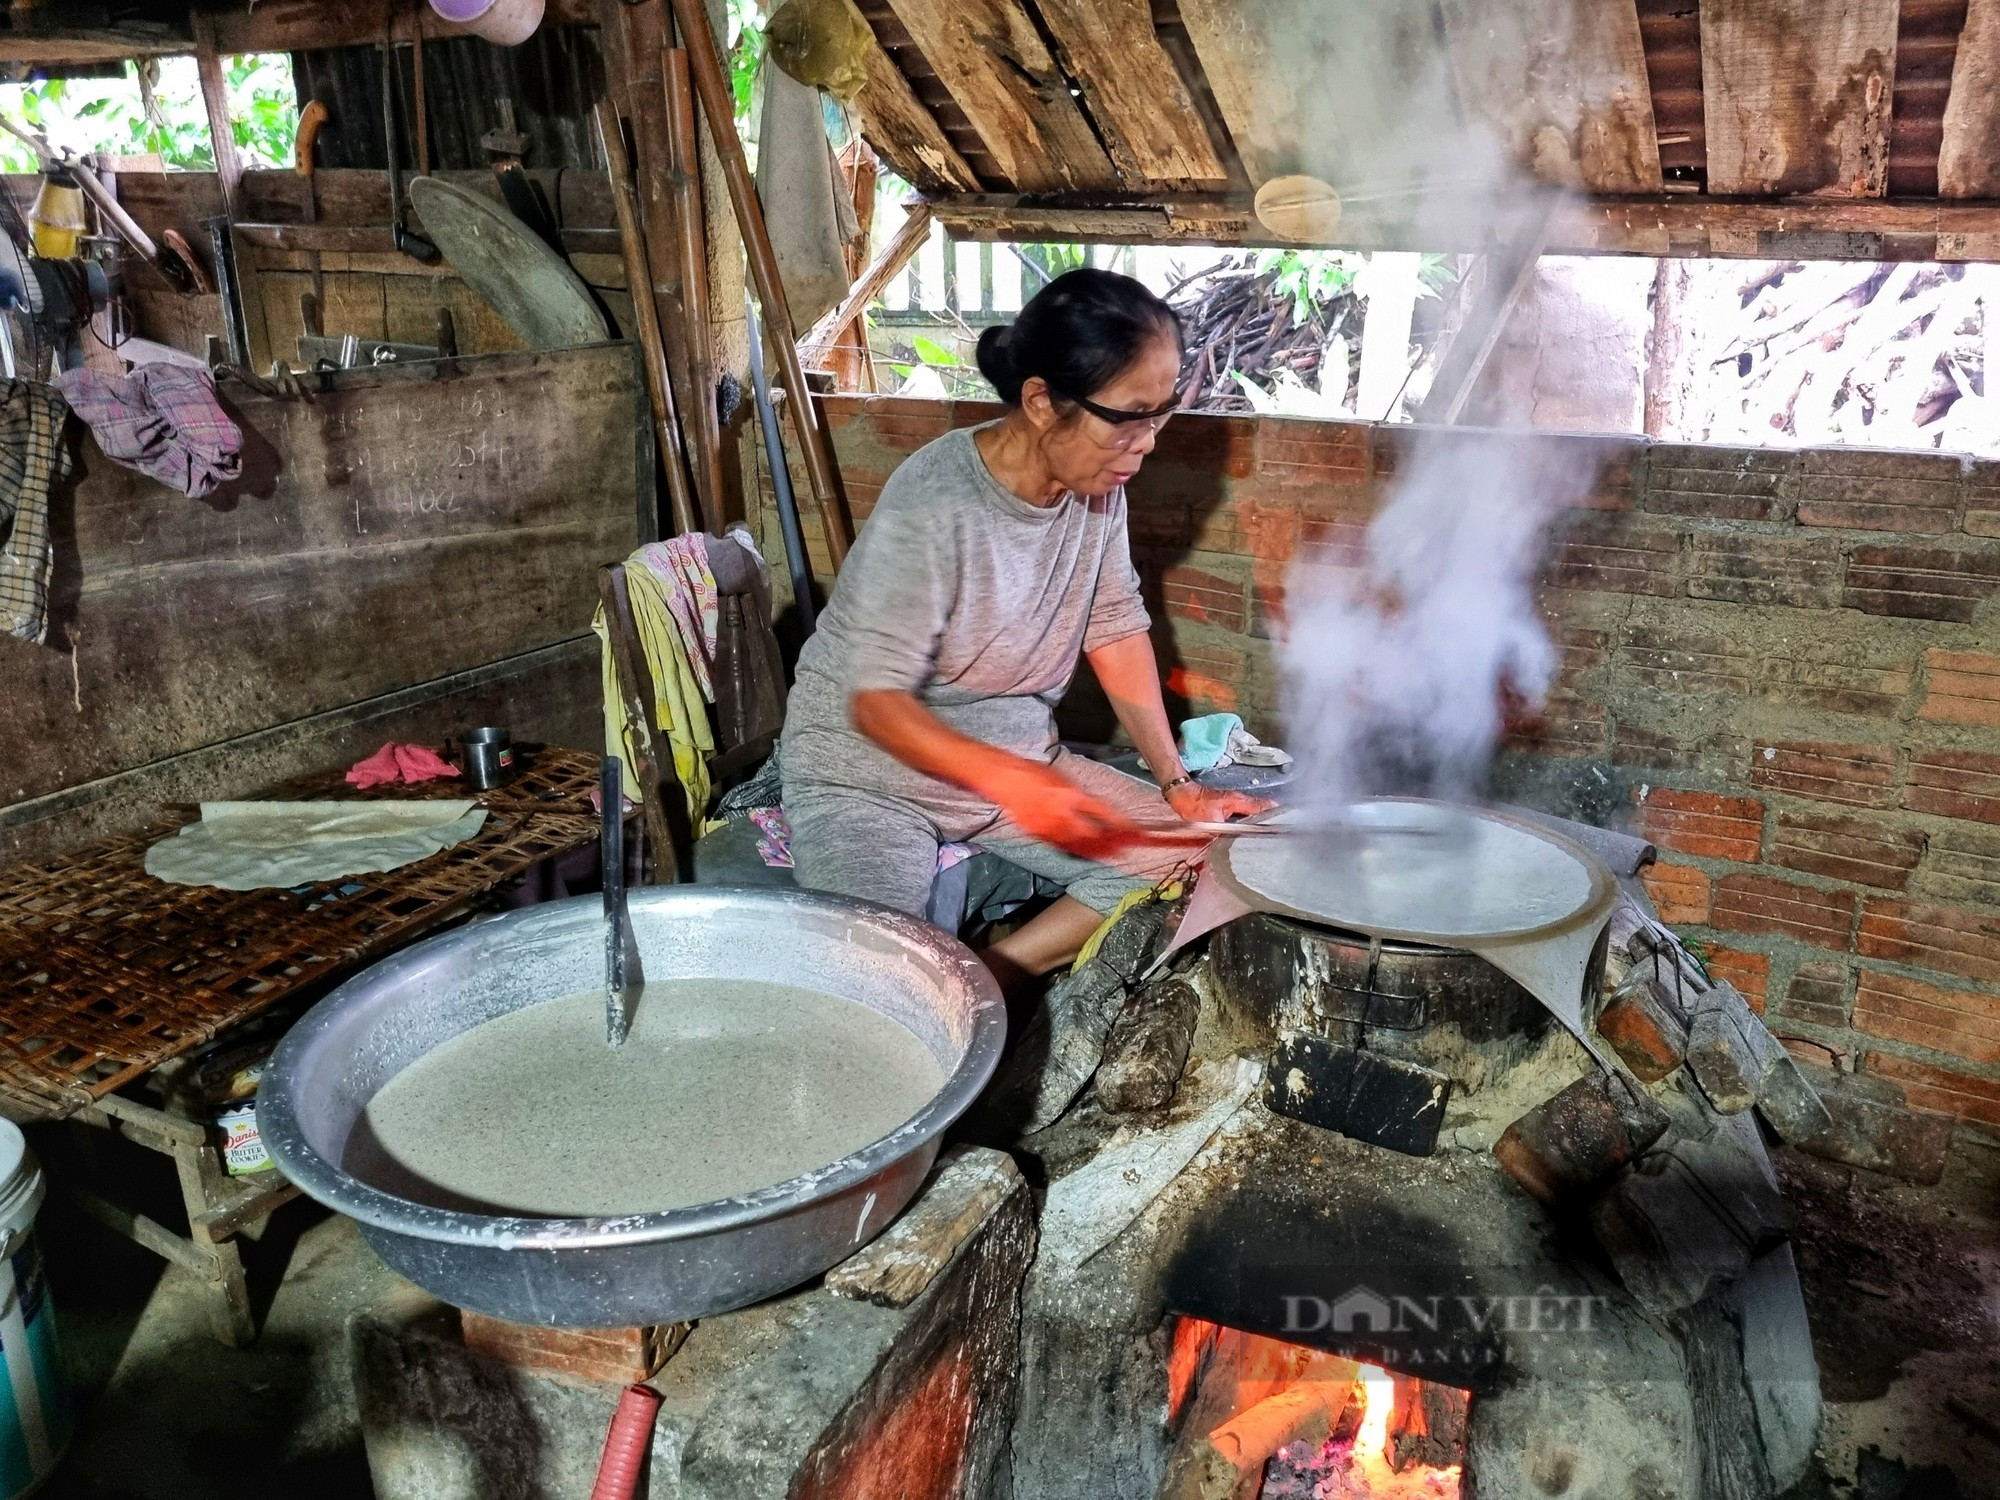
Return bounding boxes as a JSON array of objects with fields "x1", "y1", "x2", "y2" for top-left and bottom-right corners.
[
  {"x1": 1415, "y1": 200, "x2": 1556, "y2": 426},
  {"x1": 662, "y1": 49, "x2": 728, "y2": 535},
  {"x1": 596, "y1": 100, "x2": 701, "y2": 538},
  {"x1": 664, "y1": 0, "x2": 854, "y2": 568},
  {"x1": 190, "y1": 12, "x2": 242, "y2": 217},
  {"x1": 801, "y1": 203, "x2": 934, "y2": 372}
]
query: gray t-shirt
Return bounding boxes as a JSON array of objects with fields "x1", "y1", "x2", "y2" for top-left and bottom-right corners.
[{"x1": 781, "y1": 423, "x2": 1150, "y2": 815}]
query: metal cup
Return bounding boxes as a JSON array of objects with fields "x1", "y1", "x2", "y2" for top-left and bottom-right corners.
[{"x1": 462, "y1": 727, "x2": 515, "y2": 789}]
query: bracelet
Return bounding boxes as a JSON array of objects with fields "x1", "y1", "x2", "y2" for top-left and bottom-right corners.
[{"x1": 1161, "y1": 773, "x2": 1195, "y2": 794}]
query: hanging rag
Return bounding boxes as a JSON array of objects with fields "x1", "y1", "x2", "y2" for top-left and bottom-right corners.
[
  {"x1": 594, "y1": 560, "x2": 715, "y2": 824},
  {"x1": 53, "y1": 363, "x2": 241, "y2": 498},
  {"x1": 755, "y1": 62, "x2": 855, "y2": 331},
  {"x1": 631, "y1": 535, "x2": 720, "y2": 698},
  {"x1": 0, "y1": 379, "x2": 72, "y2": 645},
  {"x1": 346, "y1": 742, "x2": 462, "y2": 789}
]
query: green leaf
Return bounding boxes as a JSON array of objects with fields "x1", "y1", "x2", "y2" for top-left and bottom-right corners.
[{"x1": 911, "y1": 333, "x2": 958, "y2": 366}]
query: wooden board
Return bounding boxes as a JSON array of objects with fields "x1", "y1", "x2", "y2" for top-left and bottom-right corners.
[
  {"x1": 1699, "y1": 0, "x2": 1899, "y2": 197},
  {"x1": 855, "y1": 39, "x2": 983, "y2": 193},
  {"x1": 0, "y1": 346, "x2": 646, "y2": 816},
  {"x1": 881, "y1": 0, "x2": 1117, "y2": 193},
  {"x1": 1176, "y1": 0, "x2": 1447, "y2": 191},
  {"x1": 1939, "y1": 0, "x2": 2000, "y2": 198},
  {"x1": 1031, "y1": 0, "x2": 1227, "y2": 187},
  {"x1": 1439, "y1": 0, "x2": 1664, "y2": 193}
]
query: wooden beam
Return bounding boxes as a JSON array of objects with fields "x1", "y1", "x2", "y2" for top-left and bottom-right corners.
[
  {"x1": 1030, "y1": 0, "x2": 1226, "y2": 187},
  {"x1": 1940, "y1": 0, "x2": 2000, "y2": 198},
  {"x1": 928, "y1": 190, "x2": 2000, "y2": 262},
  {"x1": 854, "y1": 40, "x2": 982, "y2": 194},
  {"x1": 1439, "y1": 0, "x2": 1663, "y2": 194},
  {"x1": 208, "y1": 0, "x2": 597, "y2": 53},
  {"x1": 1415, "y1": 200, "x2": 1557, "y2": 424},
  {"x1": 189, "y1": 11, "x2": 241, "y2": 218},
  {"x1": 881, "y1": 0, "x2": 1116, "y2": 193},
  {"x1": 800, "y1": 203, "x2": 933, "y2": 369},
  {"x1": 1700, "y1": 0, "x2": 1899, "y2": 198}
]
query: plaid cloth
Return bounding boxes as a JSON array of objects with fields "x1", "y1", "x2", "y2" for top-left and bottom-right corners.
[
  {"x1": 0, "y1": 379, "x2": 73, "y2": 645},
  {"x1": 53, "y1": 363, "x2": 241, "y2": 498}
]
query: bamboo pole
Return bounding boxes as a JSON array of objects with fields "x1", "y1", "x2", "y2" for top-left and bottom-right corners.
[
  {"x1": 662, "y1": 48, "x2": 727, "y2": 535},
  {"x1": 596, "y1": 100, "x2": 701, "y2": 538},
  {"x1": 662, "y1": 0, "x2": 854, "y2": 568}
]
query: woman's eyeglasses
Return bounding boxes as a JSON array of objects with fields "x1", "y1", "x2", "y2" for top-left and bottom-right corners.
[{"x1": 1056, "y1": 387, "x2": 1183, "y2": 450}]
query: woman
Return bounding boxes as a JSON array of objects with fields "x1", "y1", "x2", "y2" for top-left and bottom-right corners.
[{"x1": 780, "y1": 269, "x2": 1265, "y2": 988}]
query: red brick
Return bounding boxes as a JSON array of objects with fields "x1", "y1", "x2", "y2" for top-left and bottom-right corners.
[
  {"x1": 1842, "y1": 544, "x2": 2000, "y2": 623},
  {"x1": 1632, "y1": 788, "x2": 1765, "y2": 861},
  {"x1": 1641, "y1": 862, "x2": 1711, "y2": 924},
  {"x1": 1297, "y1": 513, "x2": 1369, "y2": 567},
  {"x1": 1779, "y1": 958, "x2": 1853, "y2": 1027},
  {"x1": 1712, "y1": 873, "x2": 1857, "y2": 948},
  {"x1": 1917, "y1": 825, "x2": 2000, "y2": 907},
  {"x1": 1581, "y1": 451, "x2": 1639, "y2": 512},
  {"x1": 1797, "y1": 449, "x2": 1962, "y2": 533},
  {"x1": 1126, "y1": 498, "x2": 1194, "y2": 548},
  {"x1": 1853, "y1": 971, "x2": 2000, "y2": 1066},
  {"x1": 1865, "y1": 1050, "x2": 2000, "y2": 1129},
  {"x1": 1165, "y1": 668, "x2": 1238, "y2": 714},
  {"x1": 1505, "y1": 709, "x2": 1609, "y2": 759},
  {"x1": 1780, "y1": 1036, "x2": 1845, "y2": 1070},
  {"x1": 1642, "y1": 446, "x2": 1797, "y2": 524},
  {"x1": 1682, "y1": 532, "x2": 1843, "y2": 608},
  {"x1": 1904, "y1": 750, "x2": 2000, "y2": 826},
  {"x1": 1598, "y1": 985, "x2": 1689, "y2": 1081},
  {"x1": 1919, "y1": 649, "x2": 2000, "y2": 728},
  {"x1": 1239, "y1": 499, "x2": 1303, "y2": 563},
  {"x1": 1149, "y1": 415, "x2": 1257, "y2": 478},
  {"x1": 1545, "y1": 516, "x2": 1681, "y2": 597},
  {"x1": 1704, "y1": 946, "x2": 1772, "y2": 1012},
  {"x1": 1750, "y1": 741, "x2": 1898, "y2": 808},
  {"x1": 1771, "y1": 810, "x2": 1926, "y2": 890},
  {"x1": 1258, "y1": 422, "x2": 1371, "y2": 487},
  {"x1": 1857, "y1": 899, "x2": 2000, "y2": 985},
  {"x1": 1158, "y1": 565, "x2": 1247, "y2": 632},
  {"x1": 1968, "y1": 464, "x2": 2000, "y2": 538},
  {"x1": 1618, "y1": 625, "x2": 1754, "y2": 696}
]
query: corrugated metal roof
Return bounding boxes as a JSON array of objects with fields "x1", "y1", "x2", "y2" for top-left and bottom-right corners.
[{"x1": 290, "y1": 24, "x2": 606, "y2": 173}]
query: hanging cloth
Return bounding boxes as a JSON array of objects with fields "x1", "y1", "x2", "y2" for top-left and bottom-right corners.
[
  {"x1": 0, "y1": 379, "x2": 73, "y2": 645},
  {"x1": 593, "y1": 559, "x2": 715, "y2": 824}
]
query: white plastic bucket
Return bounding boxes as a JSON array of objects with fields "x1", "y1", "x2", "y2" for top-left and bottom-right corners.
[
  {"x1": 0, "y1": 1124, "x2": 68, "y2": 1497},
  {"x1": 428, "y1": 0, "x2": 545, "y2": 46}
]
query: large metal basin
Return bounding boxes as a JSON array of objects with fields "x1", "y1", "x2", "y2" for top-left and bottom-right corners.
[{"x1": 260, "y1": 886, "x2": 1005, "y2": 1328}]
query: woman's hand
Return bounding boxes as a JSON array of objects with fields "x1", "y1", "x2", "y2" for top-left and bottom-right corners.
[
  {"x1": 1165, "y1": 779, "x2": 1275, "y2": 826},
  {"x1": 980, "y1": 758, "x2": 1144, "y2": 860}
]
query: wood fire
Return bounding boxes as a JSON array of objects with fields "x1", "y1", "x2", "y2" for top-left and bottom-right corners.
[{"x1": 1163, "y1": 1317, "x2": 1467, "y2": 1498}]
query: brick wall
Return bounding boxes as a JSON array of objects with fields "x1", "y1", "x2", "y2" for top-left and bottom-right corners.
[{"x1": 768, "y1": 396, "x2": 2000, "y2": 1137}]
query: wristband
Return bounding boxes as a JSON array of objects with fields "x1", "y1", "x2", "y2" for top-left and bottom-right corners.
[{"x1": 1161, "y1": 773, "x2": 1195, "y2": 794}]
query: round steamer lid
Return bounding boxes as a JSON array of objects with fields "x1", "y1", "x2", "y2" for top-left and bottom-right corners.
[
  {"x1": 1214, "y1": 798, "x2": 1613, "y2": 946},
  {"x1": 407, "y1": 177, "x2": 609, "y2": 351},
  {"x1": 1254, "y1": 175, "x2": 1343, "y2": 243}
]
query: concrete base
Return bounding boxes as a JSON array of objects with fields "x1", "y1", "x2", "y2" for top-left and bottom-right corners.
[{"x1": 351, "y1": 1165, "x2": 1036, "y2": 1500}]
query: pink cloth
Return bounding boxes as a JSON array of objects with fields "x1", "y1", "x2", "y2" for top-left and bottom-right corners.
[
  {"x1": 346, "y1": 742, "x2": 462, "y2": 789},
  {"x1": 633, "y1": 536, "x2": 719, "y2": 698}
]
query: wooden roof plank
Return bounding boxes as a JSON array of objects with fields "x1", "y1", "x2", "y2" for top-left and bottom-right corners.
[
  {"x1": 1700, "y1": 0, "x2": 1900, "y2": 197},
  {"x1": 1174, "y1": 0, "x2": 1299, "y2": 187},
  {"x1": 1439, "y1": 0, "x2": 1665, "y2": 194},
  {"x1": 855, "y1": 40, "x2": 983, "y2": 193},
  {"x1": 881, "y1": 0, "x2": 1117, "y2": 193},
  {"x1": 1939, "y1": 0, "x2": 2000, "y2": 197},
  {"x1": 1030, "y1": 0, "x2": 1228, "y2": 187}
]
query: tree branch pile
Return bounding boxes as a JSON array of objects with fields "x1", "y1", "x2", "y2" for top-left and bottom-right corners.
[{"x1": 1170, "y1": 258, "x2": 1366, "y2": 413}]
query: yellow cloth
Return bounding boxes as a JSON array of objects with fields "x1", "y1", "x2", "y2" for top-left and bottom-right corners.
[
  {"x1": 1072, "y1": 879, "x2": 1185, "y2": 971},
  {"x1": 593, "y1": 561, "x2": 714, "y2": 824}
]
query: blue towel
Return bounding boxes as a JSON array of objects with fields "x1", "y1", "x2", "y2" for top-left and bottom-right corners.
[{"x1": 1180, "y1": 712, "x2": 1244, "y2": 773}]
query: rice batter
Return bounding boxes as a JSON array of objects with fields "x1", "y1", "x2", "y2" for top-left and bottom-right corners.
[{"x1": 347, "y1": 979, "x2": 945, "y2": 1217}]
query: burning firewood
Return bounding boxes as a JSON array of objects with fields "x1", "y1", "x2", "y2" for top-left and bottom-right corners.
[
  {"x1": 1385, "y1": 1372, "x2": 1471, "y2": 1472},
  {"x1": 1159, "y1": 1351, "x2": 1358, "y2": 1500}
]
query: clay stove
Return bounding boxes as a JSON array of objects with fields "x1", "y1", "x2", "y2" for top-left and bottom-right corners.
[{"x1": 1000, "y1": 820, "x2": 1822, "y2": 1500}]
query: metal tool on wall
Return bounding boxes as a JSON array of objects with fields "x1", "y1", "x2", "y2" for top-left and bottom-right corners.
[
  {"x1": 382, "y1": 35, "x2": 438, "y2": 264},
  {"x1": 746, "y1": 296, "x2": 816, "y2": 633},
  {"x1": 483, "y1": 99, "x2": 563, "y2": 254}
]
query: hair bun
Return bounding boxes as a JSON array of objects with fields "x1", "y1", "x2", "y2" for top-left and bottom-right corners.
[{"x1": 975, "y1": 324, "x2": 1025, "y2": 405}]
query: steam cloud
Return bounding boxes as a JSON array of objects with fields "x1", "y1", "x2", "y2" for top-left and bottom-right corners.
[{"x1": 1239, "y1": 0, "x2": 1611, "y2": 812}]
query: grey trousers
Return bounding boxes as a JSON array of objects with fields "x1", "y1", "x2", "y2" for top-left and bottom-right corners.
[{"x1": 785, "y1": 752, "x2": 1190, "y2": 920}]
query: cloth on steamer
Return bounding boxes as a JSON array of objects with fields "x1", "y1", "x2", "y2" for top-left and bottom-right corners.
[
  {"x1": 145, "y1": 800, "x2": 487, "y2": 890},
  {"x1": 0, "y1": 379, "x2": 72, "y2": 645},
  {"x1": 53, "y1": 363, "x2": 241, "y2": 498}
]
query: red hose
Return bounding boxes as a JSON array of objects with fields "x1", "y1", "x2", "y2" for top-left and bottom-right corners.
[{"x1": 589, "y1": 1382, "x2": 664, "y2": 1500}]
